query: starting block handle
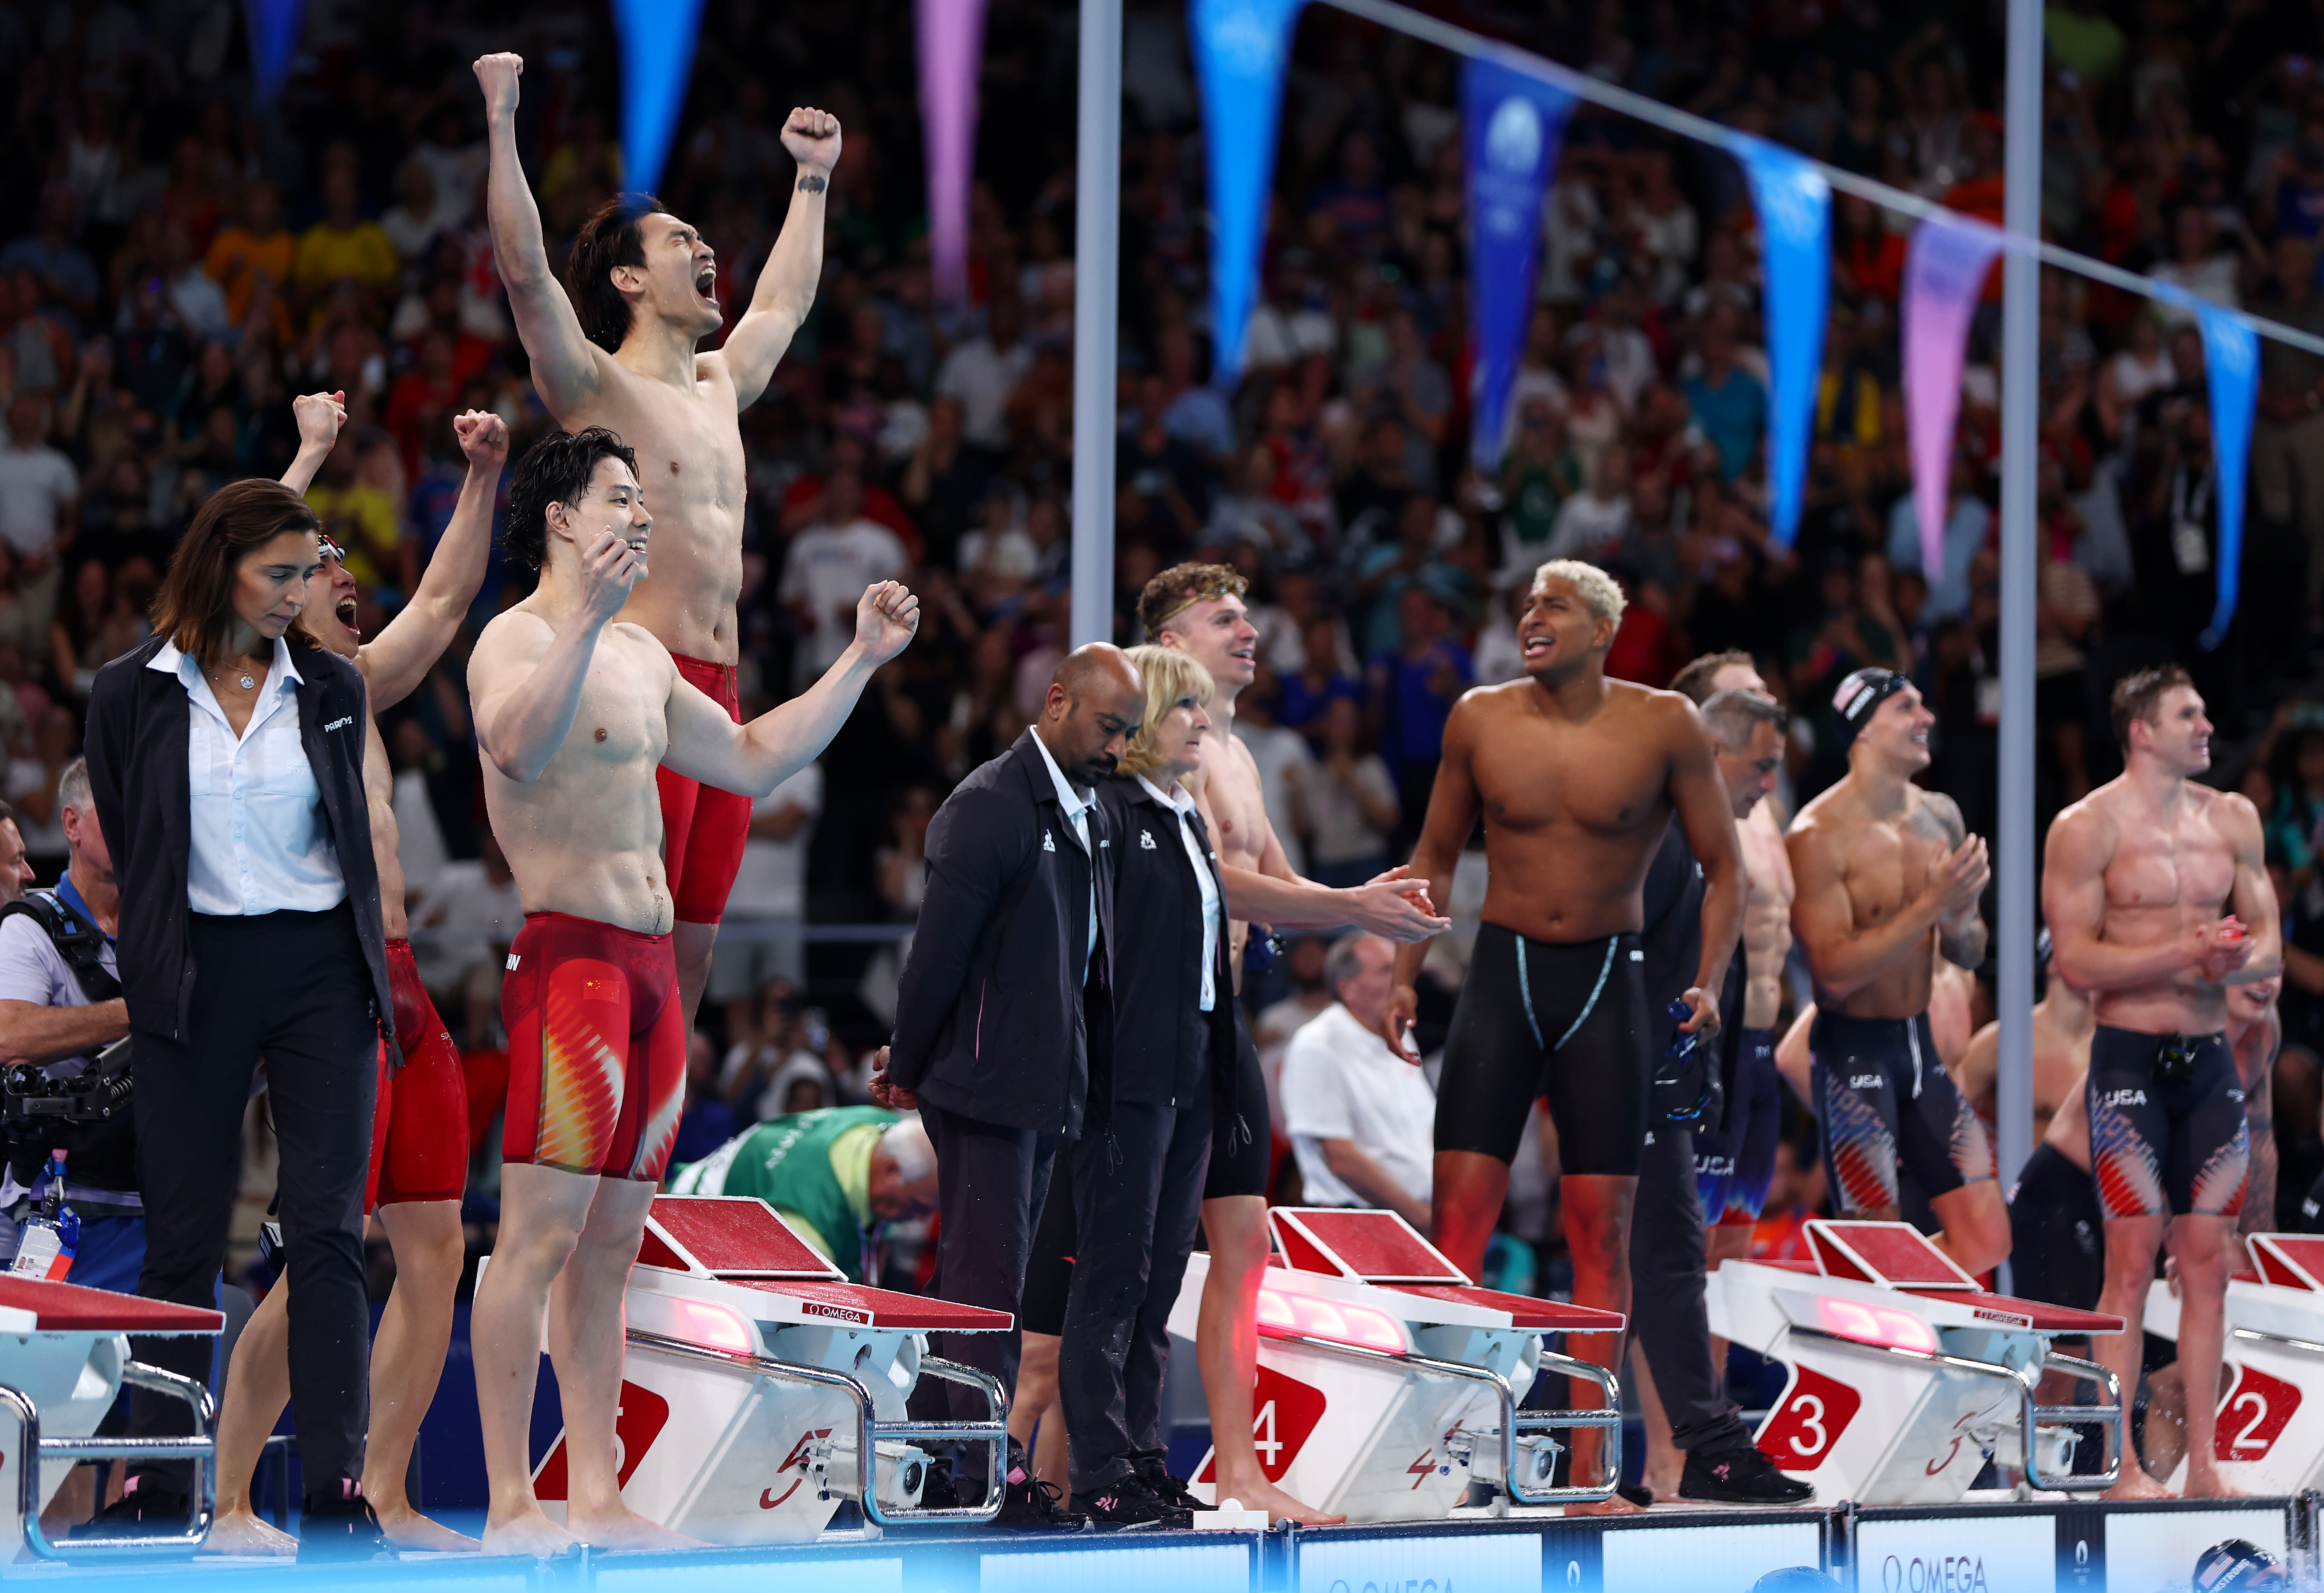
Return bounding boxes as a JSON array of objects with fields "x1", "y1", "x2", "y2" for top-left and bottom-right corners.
[
  {"x1": 624, "y1": 1329, "x2": 1010, "y2": 1527},
  {"x1": 1504, "y1": 1347, "x2": 1624, "y2": 1505},
  {"x1": 8, "y1": 1361, "x2": 218, "y2": 1560},
  {"x1": 1258, "y1": 1330, "x2": 1624, "y2": 1506},
  {"x1": 2025, "y1": 1350, "x2": 2124, "y2": 1494},
  {"x1": 1790, "y1": 1328, "x2": 2122, "y2": 1493}
]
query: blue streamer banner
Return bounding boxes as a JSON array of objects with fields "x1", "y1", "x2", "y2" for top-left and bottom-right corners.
[
  {"x1": 613, "y1": 0, "x2": 707, "y2": 196},
  {"x1": 2198, "y1": 305, "x2": 2257, "y2": 651},
  {"x1": 1191, "y1": 0, "x2": 1308, "y2": 384},
  {"x1": 1463, "y1": 59, "x2": 1573, "y2": 472},
  {"x1": 1733, "y1": 137, "x2": 1830, "y2": 551},
  {"x1": 243, "y1": 0, "x2": 304, "y2": 106}
]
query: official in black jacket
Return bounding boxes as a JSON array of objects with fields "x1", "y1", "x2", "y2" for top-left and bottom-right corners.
[
  {"x1": 1627, "y1": 687, "x2": 1806, "y2": 1506},
  {"x1": 84, "y1": 479, "x2": 391, "y2": 1542},
  {"x1": 1044, "y1": 645, "x2": 1238, "y2": 1525},
  {"x1": 872, "y1": 643, "x2": 1144, "y2": 1526}
]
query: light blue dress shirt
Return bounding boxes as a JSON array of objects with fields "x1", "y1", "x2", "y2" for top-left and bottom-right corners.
[{"x1": 149, "y1": 637, "x2": 346, "y2": 916}]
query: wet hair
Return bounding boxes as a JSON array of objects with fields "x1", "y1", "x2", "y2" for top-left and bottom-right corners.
[
  {"x1": 503, "y1": 428, "x2": 640, "y2": 571},
  {"x1": 2110, "y1": 664, "x2": 2195, "y2": 750},
  {"x1": 151, "y1": 478, "x2": 322, "y2": 667},
  {"x1": 1138, "y1": 561, "x2": 1248, "y2": 641},
  {"x1": 569, "y1": 194, "x2": 670, "y2": 353},
  {"x1": 1119, "y1": 644, "x2": 1216, "y2": 780},
  {"x1": 1670, "y1": 649, "x2": 1759, "y2": 705}
]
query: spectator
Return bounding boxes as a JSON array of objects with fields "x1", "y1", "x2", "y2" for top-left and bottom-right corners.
[
  {"x1": 2, "y1": 272, "x2": 79, "y2": 397},
  {"x1": 1548, "y1": 442, "x2": 1636, "y2": 561},
  {"x1": 158, "y1": 220, "x2": 230, "y2": 343},
  {"x1": 202, "y1": 180, "x2": 296, "y2": 345},
  {"x1": 1231, "y1": 679, "x2": 1314, "y2": 878},
  {"x1": 779, "y1": 469, "x2": 908, "y2": 688},
  {"x1": 1368, "y1": 586, "x2": 1471, "y2": 846},
  {"x1": 934, "y1": 291, "x2": 1033, "y2": 455},
  {"x1": 1682, "y1": 308, "x2": 1768, "y2": 481},
  {"x1": 0, "y1": 396, "x2": 77, "y2": 629},
  {"x1": 290, "y1": 167, "x2": 399, "y2": 315},
  {"x1": 711, "y1": 760, "x2": 824, "y2": 1035},
  {"x1": 409, "y1": 831, "x2": 522, "y2": 1047},
  {"x1": 666, "y1": 1034, "x2": 740, "y2": 1169},
  {"x1": 1302, "y1": 696, "x2": 1398, "y2": 888},
  {"x1": 0, "y1": 187, "x2": 100, "y2": 327},
  {"x1": 1885, "y1": 448, "x2": 1995, "y2": 623},
  {"x1": 1253, "y1": 935, "x2": 1333, "y2": 1055},
  {"x1": 2147, "y1": 203, "x2": 2253, "y2": 324},
  {"x1": 303, "y1": 431, "x2": 402, "y2": 591},
  {"x1": 1279, "y1": 932, "x2": 1436, "y2": 1227}
]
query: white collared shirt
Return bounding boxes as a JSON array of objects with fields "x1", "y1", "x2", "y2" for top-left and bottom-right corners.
[
  {"x1": 1029, "y1": 730, "x2": 1098, "y2": 981},
  {"x1": 149, "y1": 637, "x2": 345, "y2": 916},
  {"x1": 1136, "y1": 774, "x2": 1220, "y2": 1012}
]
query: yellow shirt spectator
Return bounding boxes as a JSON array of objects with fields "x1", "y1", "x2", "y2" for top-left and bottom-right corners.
[
  {"x1": 292, "y1": 220, "x2": 400, "y2": 302},
  {"x1": 306, "y1": 482, "x2": 401, "y2": 588}
]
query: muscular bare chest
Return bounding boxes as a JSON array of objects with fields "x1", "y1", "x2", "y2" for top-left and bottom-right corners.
[
  {"x1": 1204, "y1": 742, "x2": 1270, "y2": 872},
  {"x1": 1471, "y1": 716, "x2": 1669, "y2": 838},
  {"x1": 2102, "y1": 807, "x2": 2235, "y2": 917},
  {"x1": 1837, "y1": 805, "x2": 1949, "y2": 926},
  {"x1": 1739, "y1": 810, "x2": 1795, "y2": 914}
]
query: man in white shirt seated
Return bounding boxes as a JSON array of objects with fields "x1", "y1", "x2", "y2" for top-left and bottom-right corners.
[{"x1": 1279, "y1": 932, "x2": 1436, "y2": 1228}]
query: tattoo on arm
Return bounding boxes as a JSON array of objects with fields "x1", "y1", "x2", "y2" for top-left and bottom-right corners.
[
  {"x1": 797, "y1": 175, "x2": 827, "y2": 194},
  {"x1": 2241, "y1": 1030, "x2": 2280, "y2": 1236},
  {"x1": 1941, "y1": 917, "x2": 1989, "y2": 969}
]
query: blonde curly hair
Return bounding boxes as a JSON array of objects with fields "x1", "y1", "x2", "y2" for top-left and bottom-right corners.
[{"x1": 1119, "y1": 645, "x2": 1217, "y2": 780}]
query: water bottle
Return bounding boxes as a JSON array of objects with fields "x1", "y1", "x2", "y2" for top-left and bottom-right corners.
[{"x1": 12, "y1": 1149, "x2": 78, "y2": 1281}]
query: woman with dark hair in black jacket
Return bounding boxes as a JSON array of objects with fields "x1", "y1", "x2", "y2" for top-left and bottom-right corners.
[
  {"x1": 85, "y1": 472, "x2": 392, "y2": 1555},
  {"x1": 1016, "y1": 642, "x2": 1238, "y2": 1526}
]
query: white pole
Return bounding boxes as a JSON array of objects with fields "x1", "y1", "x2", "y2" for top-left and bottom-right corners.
[
  {"x1": 1996, "y1": 0, "x2": 2043, "y2": 1202},
  {"x1": 1070, "y1": 0, "x2": 1122, "y2": 649}
]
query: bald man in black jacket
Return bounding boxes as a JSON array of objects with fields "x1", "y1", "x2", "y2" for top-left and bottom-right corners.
[{"x1": 872, "y1": 644, "x2": 1145, "y2": 1527}]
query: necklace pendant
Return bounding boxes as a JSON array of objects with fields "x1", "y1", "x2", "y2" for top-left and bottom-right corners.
[{"x1": 237, "y1": 674, "x2": 255, "y2": 691}]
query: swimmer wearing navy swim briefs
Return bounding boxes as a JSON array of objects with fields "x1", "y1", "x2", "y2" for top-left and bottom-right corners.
[
  {"x1": 2043, "y1": 664, "x2": 2281, "y2": 1499},
  {"x1": 1787, "y1": 666, "x2": 2007, "y2": 1276}
]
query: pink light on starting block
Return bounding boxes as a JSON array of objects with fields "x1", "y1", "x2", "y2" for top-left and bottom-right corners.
[
  {"x1": 667, "y1": 1297, "x2": 757, "y2": 1356},
  {"x1": 1816, "y1": 1296, "x2": 1938, "y2": 1353},
  {"x1": 1256, "y1": 1287, "x2": 1409, "y2": 1353}
]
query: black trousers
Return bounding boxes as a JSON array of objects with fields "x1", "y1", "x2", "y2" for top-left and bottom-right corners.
[
  {"x1": 129, "y1": 906, "x2": 378, "y2": 1496},
  {"x1": 1629, "y1": 1122, "x2": 1752, "y2": 1454},
  {"x1": 922, "y1": 1102, "x2": 1058, "y2": 1425},
  {"x1": 1060, "y1": 1099, "x2": 1212, "y2": 1495}
]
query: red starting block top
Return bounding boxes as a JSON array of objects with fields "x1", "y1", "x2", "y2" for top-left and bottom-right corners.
[
  {"x1": 1806, "y1": 1220, "x2": 1979, "y2": 1290},
  {"x1": 2252, "y1": 1235, "x2": 2324, "y2": 1291},
  {"x1": 639, "y1": 1196, "x2": 844, "y2": 1280},
  {"x1": 1389, "y1": 1284, "x2": 1626, "y2": 1332},
  {"x1": 1899, "y1": 1289, "x2": 2124, "y2": 1334},
  {"x1": 0, "y1": 1276, "x2": 221, "y2": 1334},
  {"x1": 1269, "y1": 1208, "x2": 1469, "y2": 1284},
  {"x1": 729, "y1": 1279, "x2": 1013, "y2": 1332}
]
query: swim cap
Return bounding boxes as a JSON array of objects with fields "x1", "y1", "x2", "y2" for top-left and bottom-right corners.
[
  {"x1": 2193, "y1": 1540, "x2": 2283, "y2": 1593},
  {"x1": 1832, "y1": 667, "x2": 1909, "y2": 746}
]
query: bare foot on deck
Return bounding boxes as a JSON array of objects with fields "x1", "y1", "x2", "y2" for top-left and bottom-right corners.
[
  {"x1": 481, "y1": 1506, "x2": 579, "y2": 1558},
  {"x1": 200, "y1": 1508, "x2": 299, "y2": 1557},
  {"x1": 1565, "y1": 1490, "x2": 1646, "y2": 1516},
  {"x1": 2101, "y1": 1465, "x2": 2174, "y2": 1501},
  {"x1": 375, "y1": 1503, "x2": 483, "y2": 1552},
  {"x1": 565, "y1": 1504, "x2": 708, "y2": 1552},
  {"x1": 1215, "y1": 1470, "x2": 1346, "y2": 1527}
]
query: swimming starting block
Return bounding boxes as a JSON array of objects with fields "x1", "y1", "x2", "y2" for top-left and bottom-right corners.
[
  {"x1": 1707, "y1": 1219, "x2": 2124, "y2": 1503},
  {"x1": 0, "y1": 1274, "x2": 221, "y2": 1559},
  {"x1": 2141, "y1": 1232, "x2": 2324, "y2": 1493},
  {"x1": 529, "y1": 1196, "x2": 1013, "y2": 1542},
  {"x1": 1167, "y1": 1207, "x2": 1627, "y2": 1520}
]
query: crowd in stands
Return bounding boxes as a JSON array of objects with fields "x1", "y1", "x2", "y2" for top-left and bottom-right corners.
[{"x1": 8, "y1": 0, "x2": 2324, "y2": 1286}]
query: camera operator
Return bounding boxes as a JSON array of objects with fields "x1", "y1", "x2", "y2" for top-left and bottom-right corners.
[{"x1": 0, "y1": 758, "x2": 136, "y2": 1284}]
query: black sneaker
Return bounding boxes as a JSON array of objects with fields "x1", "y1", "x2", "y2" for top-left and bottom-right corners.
[
  {"x1": 1680, "y1": 1443, "x2": 1815, "y2": 1505},
  {"x1": 1133, "y1": 1453, "x2": 1212, "y2": 1514},
  {"x1": 77, "y1": 1485, "x2": 192, "y2": 1541},
  {"x1": 1082, "y1": 1471, "x2": 1193, "y2": 1530},
  {"x1": 297, "y1": 1486, "x2": 388, "y2": 1562},
  {"x1": 994, "y1": 1441, "x2": 1086, "y2": 1529}
]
